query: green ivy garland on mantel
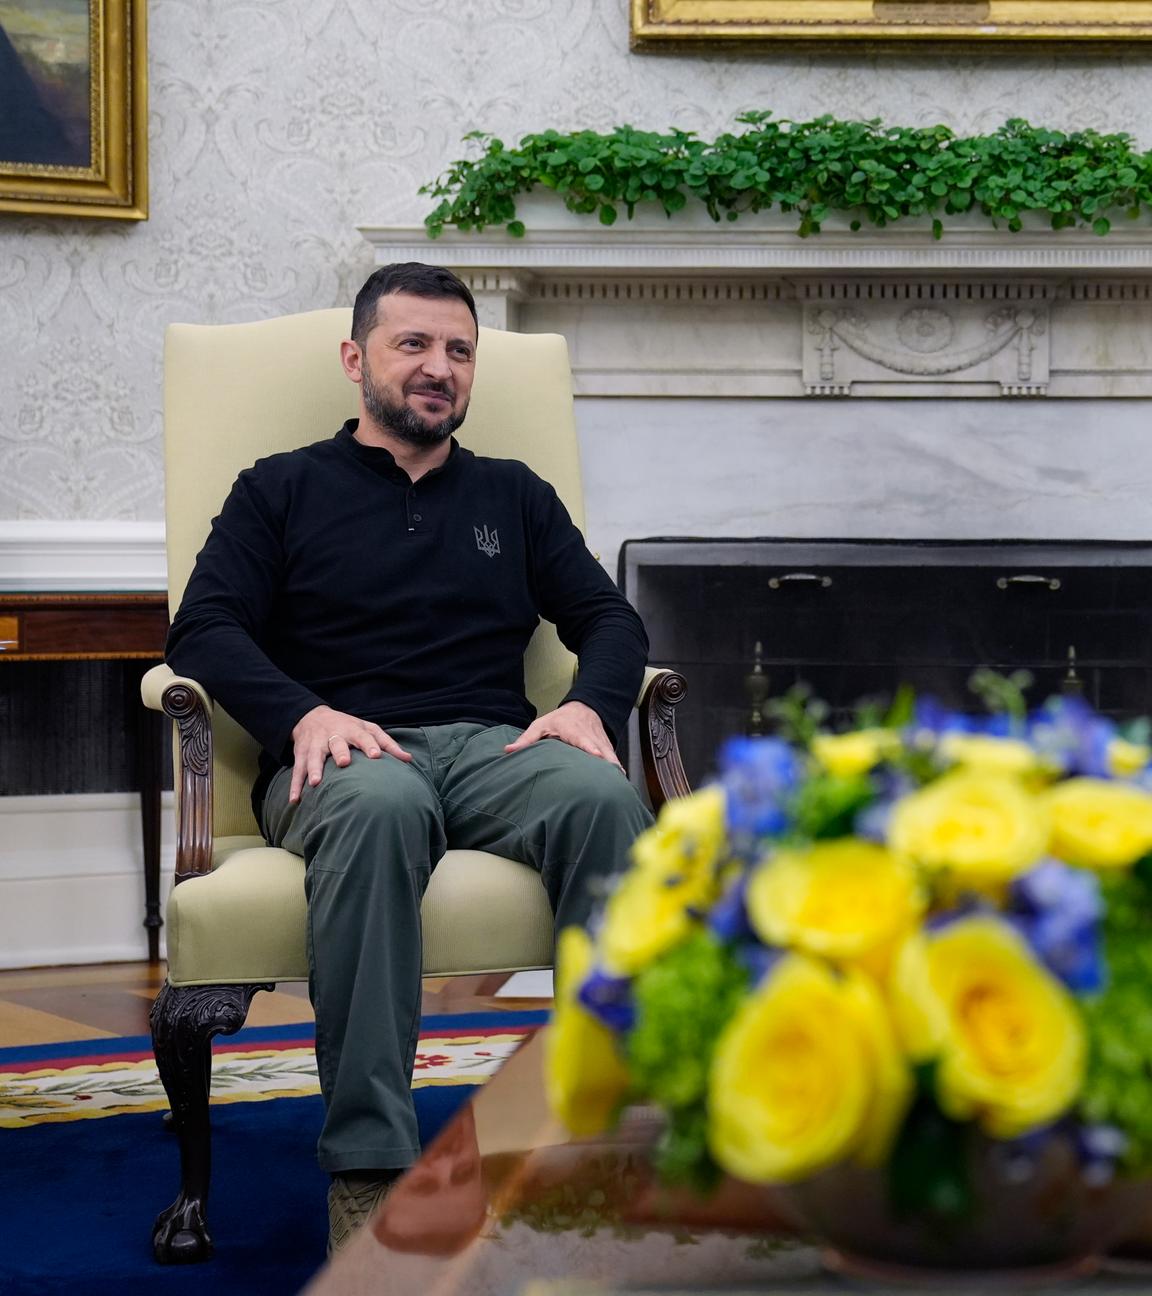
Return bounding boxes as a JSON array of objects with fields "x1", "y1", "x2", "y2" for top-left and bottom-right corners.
[{"x1": 421, "y1": 113, "x2": 1152, "y2": 241}]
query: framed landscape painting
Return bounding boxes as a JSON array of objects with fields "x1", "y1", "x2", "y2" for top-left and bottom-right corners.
[
  {"x1": 0, "y1": 0, "x2": 147, "y2": 219},
  {"x1": 631, "y1": 0, "x2": 1152, "y2": 46}
]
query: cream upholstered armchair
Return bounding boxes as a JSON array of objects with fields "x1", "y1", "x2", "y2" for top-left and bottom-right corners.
[{"x1": 142, "y1": 308, "x2": 689, "y2": 1264}]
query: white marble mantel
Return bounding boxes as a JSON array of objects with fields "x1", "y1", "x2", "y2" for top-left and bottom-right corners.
[
  {"x1": 359, "y1": 204, "x2": 1152, "y2": 399},
  {"x1": 357, "y1": 204, "x2": 1152, "y2": 570}
]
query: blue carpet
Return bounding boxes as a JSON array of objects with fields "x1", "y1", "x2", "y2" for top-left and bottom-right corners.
[{"x1": 0, "y1": 1012, "x2": 546, "y2": 1295}]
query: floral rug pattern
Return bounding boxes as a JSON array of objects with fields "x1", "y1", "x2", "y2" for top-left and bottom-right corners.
[{"x1": 0, "y1": 1026, "x2": 532, "y2": 1128}]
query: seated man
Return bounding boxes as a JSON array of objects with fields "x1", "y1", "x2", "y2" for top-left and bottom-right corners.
[{"x1": 165, "y1": 262, "x2": 653, "y2": 1253}]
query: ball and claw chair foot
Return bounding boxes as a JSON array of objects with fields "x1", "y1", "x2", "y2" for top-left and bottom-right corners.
[
  {"x1": 153, "y1": 1195, "x2": 214, "y2": 1264},
  {"x1": 150, "y1": 980, "x2": 272, "y2": 1264}
]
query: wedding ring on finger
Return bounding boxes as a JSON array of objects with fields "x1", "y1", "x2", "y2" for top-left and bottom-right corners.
[{"x1": 327, "y1": 734, "x2": 343, "y2": 747}]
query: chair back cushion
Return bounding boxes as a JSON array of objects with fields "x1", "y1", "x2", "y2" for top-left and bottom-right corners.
[{"x1": 164, "y1": 310, "x2": 582, "y2": 835}]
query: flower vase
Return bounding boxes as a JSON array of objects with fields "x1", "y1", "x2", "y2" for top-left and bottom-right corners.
[{"x1": 778, "y1": 1131, "x2": 1152, "y2": 1282}]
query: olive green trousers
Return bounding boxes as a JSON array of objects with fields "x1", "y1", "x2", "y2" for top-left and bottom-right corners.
[{"x1": 262, "y1": 722, "x2": 652, "y2": 1173}]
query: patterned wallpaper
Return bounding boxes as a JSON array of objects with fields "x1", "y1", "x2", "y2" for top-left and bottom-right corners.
[{"x1": 1, "y1": 0, "x2": 1149, "y2": 519}]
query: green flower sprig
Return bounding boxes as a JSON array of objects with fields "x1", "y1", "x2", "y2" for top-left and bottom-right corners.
[
  {"x1": 1079, "y1": 866, "x2": 1152, "y2": 1172},
  {"x1": 763, "y1": 681, "x2": 829, "y2": 748},
  {"x1": 969, "y1": 667, "x2": 1035, "y2": 731},
  {"x1": 627, "y1": 931, "x2": 749, "y2": 1190},
  {"x1": 422, "y1": 115, "x2": 1152, "y2": 241}
]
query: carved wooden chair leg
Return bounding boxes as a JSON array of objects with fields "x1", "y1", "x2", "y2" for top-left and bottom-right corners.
[{"x1": 150, "y1": 980, "x2": 271, "y2": 1263}]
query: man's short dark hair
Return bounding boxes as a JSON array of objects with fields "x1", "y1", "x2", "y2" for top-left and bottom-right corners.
[{"x1": 351, "y1": 263, "x2": 478, "y2": 346}]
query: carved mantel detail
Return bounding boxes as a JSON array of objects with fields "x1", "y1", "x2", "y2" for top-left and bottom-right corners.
[{"x1": 802, "y1": 284, "x2": 1051, "y2": 397}]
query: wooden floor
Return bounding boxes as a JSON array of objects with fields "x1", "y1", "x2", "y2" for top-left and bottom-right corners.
[{"x1": 0, "y1": 963, "x2": 545, "y2": 1048}]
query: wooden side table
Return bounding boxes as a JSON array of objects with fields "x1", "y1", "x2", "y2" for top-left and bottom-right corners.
[{"x1": 0, "y1": 592, "x2": 171, "y2": 962}]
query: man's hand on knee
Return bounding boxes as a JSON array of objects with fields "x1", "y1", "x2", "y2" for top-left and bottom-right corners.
[
  {"x1": 504, "y1": 701, "x2": 624, "y2": 772},
  {"x1": 289, "y1": 705, "x2": 412, "y2": 803}
]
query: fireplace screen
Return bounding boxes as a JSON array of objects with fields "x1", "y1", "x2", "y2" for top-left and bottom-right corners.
[{"x1": 621, "y1": 538, "x2": 1152, "y2": 790}]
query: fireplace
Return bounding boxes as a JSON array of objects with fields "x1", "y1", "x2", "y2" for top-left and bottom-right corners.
[
  {"x1": 622, "y1": 538, "x2": 1152, "y2": 790},
  {"x1": 360, "y1": 209, "x2": 1152, "y2": 798}
]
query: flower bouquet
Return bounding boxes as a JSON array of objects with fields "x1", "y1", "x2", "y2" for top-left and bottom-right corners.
[{"x1": 546, "y1": 685, "x2": 1152, "y2": 1276}]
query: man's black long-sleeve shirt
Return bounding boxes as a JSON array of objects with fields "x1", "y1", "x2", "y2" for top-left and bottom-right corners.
[{"x1": 166, "y1": 422, "x2": 649, "y2": 807}]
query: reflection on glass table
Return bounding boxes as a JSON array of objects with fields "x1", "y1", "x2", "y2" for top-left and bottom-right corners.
[{"x1": 304, "y1": 1029, "x2": 1152, "y2": 1295}]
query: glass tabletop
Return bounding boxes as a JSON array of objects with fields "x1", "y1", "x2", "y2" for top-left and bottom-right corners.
[{"x1": 302, "y1": 1029, "x2": 1152, "y2": 1296}]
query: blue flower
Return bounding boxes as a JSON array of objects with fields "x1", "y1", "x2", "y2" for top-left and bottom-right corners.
[
  {"x1": 909, "y1": 699, "x2": 1021, "y2": 762},
  {"x1": 854, "y1": 798, "x2": 894, "y2": 843},
  {"x1": 992, "y1": 1120, "x2": 1127, "y2": 1187},
  {"x1": 1076, "y1": 1123, "x2": 1128, "y2": 1186},
  {"x1": 910, "y1": 697, "x2": 972, "y2": 737},
  {"x1": 717, "y1": 737, "x2": 800, "y2": 840},
  {"x1": 1015, "y1": 914, "x2": 1105, "y2": 994},
  {"x1": 854, "y1": 768, "x2": 913, "y2": 843},
  {"x1": 707, "y1": 872, "x2": 782, "y2": 984},
  {"x1": 1012, "y1": 858, "x2": 1103, "y2": 925},
  {"x1": 734, "y1": 941, "x2": 783, "y2": 986},
  {"x1": 1009, "y1": 860, "x2": 1105, "y2": 993},
  {"x1": 708, "y1": 871, "x2": 755, "y2": 943},
  {"x1": 989, "y1": 1124, "x2": 1057, "y2": 1183},
  {"x1": 1027, "y1": 695, "x2": 1114, "y2": 779},
  {"x1": 576, "y1": 966, "x2": 636, "y2": 1034},
  {"x1": 924, "y1": 897, "x2": 990, "y2": 932}
]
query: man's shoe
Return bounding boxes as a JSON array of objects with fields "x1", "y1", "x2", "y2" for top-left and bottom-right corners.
[{"x1": 327, "y1": 1170, "x2": 402, "y2": 1257}]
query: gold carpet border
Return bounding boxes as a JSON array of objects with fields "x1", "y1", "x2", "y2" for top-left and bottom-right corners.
[{"x1": 0, "y1": 1031, "x2": 529, "y2": 1127}]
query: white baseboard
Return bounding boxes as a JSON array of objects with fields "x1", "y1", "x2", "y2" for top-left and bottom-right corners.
[
  {"x1": 0, "y1": 520, "x2": 166, "y2": 591},
  {"x1": 0, "y1": 792, "x2": 176, "y2": 969}
]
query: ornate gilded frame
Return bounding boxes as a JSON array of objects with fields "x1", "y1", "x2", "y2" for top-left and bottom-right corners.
[
  {"x1": 0, "y1": 0, "x2": 147, "y2": 220},
  {"x1": 631, "y1": 0, "x2": 1152, "y2": 46}
]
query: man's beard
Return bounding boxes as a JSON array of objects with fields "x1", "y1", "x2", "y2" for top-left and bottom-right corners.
[{"x1": 361, "y1": 362, "x2": 468, "y2": 447}]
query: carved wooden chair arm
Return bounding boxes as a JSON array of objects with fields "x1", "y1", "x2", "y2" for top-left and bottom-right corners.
[
  {"x1": 141, "y1": 660, "x2": 692, "y2": 883},
  {"x1": 140, "y1": 663, "x2": 215, "y2": 884},
  {"x1": 636, "y1": 667, "x2": 691, "y2": 811}
]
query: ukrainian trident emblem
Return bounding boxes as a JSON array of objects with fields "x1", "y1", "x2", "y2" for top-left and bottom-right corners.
[{"x1": 474, "y1": 524, "x2": 501, "y2": 558}]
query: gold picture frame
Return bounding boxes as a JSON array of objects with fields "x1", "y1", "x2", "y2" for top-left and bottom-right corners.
[
  {"x1": 0, "y1": 0, "x2": 147, "y2": 220},
  {"x1": 631, "y1": 0, "x2": 1152, "y2": 46}
]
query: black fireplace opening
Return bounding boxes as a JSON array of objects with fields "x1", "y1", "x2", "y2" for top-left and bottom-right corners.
[{"x1": 621, "y1": 538, "x2": 1152, "y2": 791}]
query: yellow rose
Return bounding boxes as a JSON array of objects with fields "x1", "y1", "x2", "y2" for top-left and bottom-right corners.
[
  {"x1": 1045, "y1": 777, "x2": 1152, "y2": 870},
  {"x1": 887, "y1": 931, "x2": 944, "y2": 1062},
  {"x1": 890, "y1": 917, "x2": 1085, "y2": 1138},
  {"x1": 599, "y1": 868, "x2": 697, "y2": 976},
  {"x1": 631, "y1": 785, "x2": 727, "y2": 894},
  {"x1": 746, "y1": 838, "x2": 923, "y2": 979},
  {"x1": 708, "y1": 954, "x2": 911, "y2": 1183},
  {"x1": 888, "y1": 770, "x2": 1049, "y2": 885},
  {"x1": 599, "y1": 787, "x2": 728, "y2": 976},
  {"x1": 1108, "y1": 739, "x2": 1151, "y2": 779},
  {"x1": 938, "y1": 734, "x2": 1038, "y2": 777},
  {"x1": 811, "y1": 729, "x2": 898, "y2": 779},
  {"x1": 545, "y1": 926, "x2": 631, "y2": 1136}
]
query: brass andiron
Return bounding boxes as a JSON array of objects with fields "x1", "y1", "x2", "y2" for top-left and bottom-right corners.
[
  {"x1": 1062, "y1": 645, "x2": 1083, "y2": 697},
  {"x1": 745, "y1": 641, "x2": 770, "y2": 736}
]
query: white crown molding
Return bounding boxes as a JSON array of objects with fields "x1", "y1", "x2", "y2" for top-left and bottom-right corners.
[
  {"x1": 359, "y1": 202, "x2": 1152, "y2": 275},
  {"x1": 0, "y1": 520, "x2": 167, "y2": 592}
]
